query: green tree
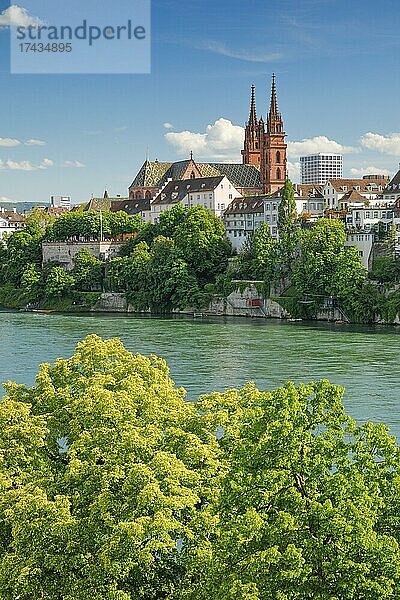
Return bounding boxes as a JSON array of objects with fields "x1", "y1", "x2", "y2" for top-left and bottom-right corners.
[
  {"x1": 157, "y1": 204, "x2": 186, "y2": 238},
  {"x1": 25, "y1": 207, "x2": 55, "y2": 236},
  {"x1": 20, "y1": 263, "x2": 42, "y2": 301},
  {"x1": 146, "y1": 237, "x2": 203, "y2": 312},
  {"x1": 108, "y1": 241, "x2": 152, "y2": 309},
  {"x1": 0, "y1": 231, "x2": 42, "y2": 286},
  {"x1": 189, "y1": 379, "x2": 400, "y2": 600},
  {"x1": 174, "y1": 206, "x2": 232, "y2": 285},
  {"x1": 45, "y1": 266, "x2": 75, "y2": 297},
  {"x1": 72, "y1": 248, "x2": 104, "y2": 291},
  {"x1": 370, "y1": 256, "x2": 400, "y2": 284},
  {"x1": 236, "y1": 224, "x2": 278, "y2": 285},
  {"x1": 292, "y1": 218, "x2": 347, "y2": 300},
  {"x1": 0, "y1": 335, "x2": 220, "y2": 600},
  {"x1": 277, "y1": 179, "x2": 297, "y2": 238}
]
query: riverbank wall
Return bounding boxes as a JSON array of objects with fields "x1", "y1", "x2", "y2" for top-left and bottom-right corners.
[{"x1": 90, "y1": 290, "x2": 357, "y2": 323}]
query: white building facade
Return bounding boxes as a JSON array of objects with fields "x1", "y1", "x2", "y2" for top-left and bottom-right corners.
[
  {"x1": 323, "y1": 176, "x2": 389, "y2": 210},
  {"x1": 300, "y1": 153, "x2": 343, "y2": 185},
  {"x1": 344, "y1": 232, "x2": 374, "y2": 270},
  {"x1": 151, "y1": 176, "x2": 240, "y2": 224}
]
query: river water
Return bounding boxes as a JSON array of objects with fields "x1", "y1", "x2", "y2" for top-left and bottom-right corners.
[{"x1": 1, "y1": 311, "x2": 400, "y2": 436}]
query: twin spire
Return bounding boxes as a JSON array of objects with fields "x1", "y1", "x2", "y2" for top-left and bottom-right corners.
[{"x1": 247, "y1": 74, "x2": 283, "y2": 131}]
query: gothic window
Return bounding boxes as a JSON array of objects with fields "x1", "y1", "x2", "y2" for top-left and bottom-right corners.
[
  {"x1": 276, "y1": 168, "x2": 281, "y2": 180},
  {"x1": 135, "y1": 192, "x2": 143, "y2": 199},
  {"x1": 190, "y1": 171, "x2": 196, "y2": 179},
  {"x1": 276, "y1": 151, "x2": 281, "y2": 164},
  {"x1": 145, "y1": 191, "x2": 152, "y2": 199},
  {"x1": 255, "y1": 142, "x2": 259, "y2": 149}
]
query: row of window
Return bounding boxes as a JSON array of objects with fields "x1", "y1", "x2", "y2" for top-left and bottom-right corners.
[{"x1": 227, "y1": 227, "x2": 278, "y2": 237}]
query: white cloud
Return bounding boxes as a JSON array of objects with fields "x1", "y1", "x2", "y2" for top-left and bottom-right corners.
[
  {"x1": 0, "y1": 196, "x2": 14, "y2": 202},
  {"x1": 201, "y1": 41, "x2": 282, "y2": 63},
  {"x1": 63, "y1": 160, "x2": 85, "y2": 168},
  {"x1": 163, "y1": 122, "x2": 173, "y2": 130},
  {"x1": 0, "y1": 5, "x2": 44, "y2": 28},
  {"x1": 7, "y1": 159, "x2": 36, "y2": 171},
  {"x1": 0, "y1": 137, "x2": 46, "y2": 146},
  {"x1": 0, "y1": 138, "x2": 21, "y2": 147},
  {"x1": 38, "y1": 158, "x2": 54, "y2": 169},
  {"x1": 360, "y1": 132, "x2": 400, "y2": 156},
  {"x1": 349, "y1": 165, "x2": 391, "y2": 177},
  {"x1": 165, "y1": 118, "x2": 244, "y2": 162},
  {"x1": 25, "y1": 138, "x2": 46, "y2": 146},
  {"x1": 288, "y1": 160, "x2": 301, "y2": 182},
  {"x1": 5, "y1": 158, "x2": 53, "y2": 171},
  {"x1": 288, "y1": 136, "x2": 358, "y2": 158}
]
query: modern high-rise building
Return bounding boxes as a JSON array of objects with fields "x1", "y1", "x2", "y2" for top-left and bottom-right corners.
[
  {"x1": 51, "y1": 195, "x2": 71, "y2": 209},
  {"x1": 300, "y1": 153, "x2": 343, "y2": 185}
]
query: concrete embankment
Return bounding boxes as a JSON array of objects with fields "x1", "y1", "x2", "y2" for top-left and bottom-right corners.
[{"x1": 91, "y1": 290, "x2": 350, "y2": 322}]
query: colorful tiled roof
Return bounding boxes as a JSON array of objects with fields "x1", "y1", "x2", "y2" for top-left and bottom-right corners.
[
  {"x1": 130, "y1": 160, "x2": 261, "y2": 190},
  {"x1": 85, "y1": 197, "x2": 129, "y2": 212},
  {"x1": 206, "y1": 163, "x2": 261, "y2": 189}
]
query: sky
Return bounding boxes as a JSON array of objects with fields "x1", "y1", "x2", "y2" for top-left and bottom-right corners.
[{"x1": 0, "y1": 0, "x2": 399, "y2": 204}]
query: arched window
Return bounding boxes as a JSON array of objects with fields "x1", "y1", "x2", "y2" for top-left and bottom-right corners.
[
  {"x1": 145, "y1": 191, "x2": 152, "y2": 200},
  {"x1": 255, "y1": 142, "x2": 259, "y2": 149},
  {"x1": 276, "y1": 168, "x2": 281, "y2": 180},
  {"x1": 135, "y1": 191, "x2": 143, "y2": 199},
  {"x1": 190, "y1": 171, "x2": 196, "y2": 179},
  {"x1": 276, "y1": 151, "x2": 281, "y2": 164}
]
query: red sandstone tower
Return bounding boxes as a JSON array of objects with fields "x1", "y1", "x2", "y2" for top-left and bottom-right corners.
[
  {"x1": 241, "y1": 84, "x2": 261, "y2": 167},
  {"x1": 242, "y1": 75, "x2": 287, "y2": 194}
]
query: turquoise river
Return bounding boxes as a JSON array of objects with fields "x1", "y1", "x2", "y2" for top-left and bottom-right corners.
[{"x1": 1, "y1": 311, "x2": 400, "y2": 436}]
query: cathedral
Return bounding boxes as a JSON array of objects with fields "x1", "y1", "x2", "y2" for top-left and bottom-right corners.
[
  {"x1": 242, "y1": 74, "x2": 287, "y2": 193},
  {"x1": 128, "y1": 75, "x2": 287, "y2": 200}
]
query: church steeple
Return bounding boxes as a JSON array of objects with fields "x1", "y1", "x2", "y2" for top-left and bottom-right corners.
[
  {"x1": 267, "y1": 73, "x2": 284, "y2": 135},
  {"x1": 261, "y1": 74, "x2": 287, "y2": 193},
  {"x1": 249, "y1": 83, "x2": 257, "y2": 127},
  {"x1": 242, "y1": 83, "x2": 262, "y2": 167}
]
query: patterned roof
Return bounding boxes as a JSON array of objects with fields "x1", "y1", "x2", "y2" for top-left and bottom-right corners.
[
  {"x1": 130, "y1": 159, "x2": 261, "y2": 190},
  {"x1": 206, "y1": 163, "x2": 261, "y2": 189},
  {"x1": 84, "y1": 198, "x2": 129, "y2": 212}
]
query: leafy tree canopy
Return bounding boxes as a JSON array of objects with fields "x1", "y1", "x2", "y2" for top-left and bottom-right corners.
[
  {"x1": 2, "y1": 337, "x2": 400, "y2": 598},
  {"x1": 0, "y1": 335, "x2": 220, "y2": 600}
]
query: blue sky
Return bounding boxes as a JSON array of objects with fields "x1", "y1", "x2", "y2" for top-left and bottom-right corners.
[{"x1": 0, "y1": 0, "x2": 399, "y2": 204}]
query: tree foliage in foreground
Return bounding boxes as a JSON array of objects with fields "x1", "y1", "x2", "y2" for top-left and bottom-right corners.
[
  {"x1": 1, "y1": 336, "x2": 400, "y2": 598},
  {"x1": 0, "y1": 335, "x2": 220, "y2": 600}
]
